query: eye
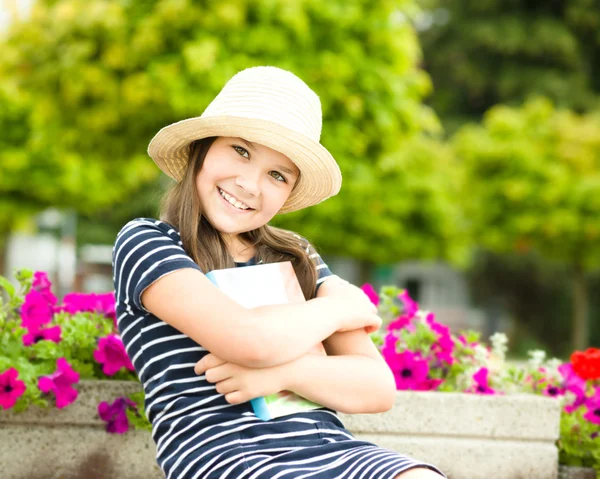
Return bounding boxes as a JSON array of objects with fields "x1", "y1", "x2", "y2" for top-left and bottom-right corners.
[
  {"x1": 269, "y1": 171, "x2": 287, "y2": 183},
  {"x1": 232, "y1": 145, "x2": 249, "y2": 158}
]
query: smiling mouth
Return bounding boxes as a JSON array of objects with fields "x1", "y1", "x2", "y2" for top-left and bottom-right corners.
[{"x1": 218, "y1": 187, "x2": 254, "y2": 211}]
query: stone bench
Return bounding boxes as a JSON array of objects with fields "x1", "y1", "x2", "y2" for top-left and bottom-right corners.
[{"x1": 0, "y1": 381, "x2": 561, "y2": 478}]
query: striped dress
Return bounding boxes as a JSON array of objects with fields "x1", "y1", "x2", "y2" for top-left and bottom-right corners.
[{"x1": 112, "y1": 218, "x2": 445, "y2": 479}]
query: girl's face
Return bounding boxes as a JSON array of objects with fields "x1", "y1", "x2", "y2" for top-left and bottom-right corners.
[{"x1": 196, "y1": 136, "x2": 300, "y2": 242}]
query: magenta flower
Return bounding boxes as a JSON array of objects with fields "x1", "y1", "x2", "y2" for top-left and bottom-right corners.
[
  {"x1": 38, "y1": 358, "x2": 80, "y2": 408},
  {"x1": 427, "y1": 315, "x2": 455, "y2": 365},
  {"x1": 32, "y1": 271, "x2": 52, "y2": 292},
  {"x1": 93, "y1": 335, "x2": 135, "y2": 376},
  {"x1": 398, "y1": 291, "x2": 418, "y2": 319},
  {"x1": 385, "y1": 349, "x2": 430, "y2": 390},
  {"x1": 22, "y1": 325, "x2": 62, "y2": 346},
  {"x1": 470, "y1": 367, "x2": 495, "y2": 395},
  {"x1": 542, "y1": 384, "x2": 565, "y2": 398},
  {"x1": 20, "y1": 289, "x2": 56, "y2": 330},
  {"x1": 360, "y1": 284, "x2": 379, "y2": 307},
  {"x1": 0, "y1": 368, "x2": 27, "y2": 409},
  {"x1": 98, "y1": 397, "x2": 137, "y2": 434},
  {"x1": 559, "y1": 363, "x2": 588, "y2": 413},
  {"x1": 387, "y1": 314, "x2": 412, "y2": 331},
  {"x1": 583, "y1": 388, "x2": 600, "y2": 425},
  {"x1": 58, "y1": 291, "x2": 116, "y2": 323}
]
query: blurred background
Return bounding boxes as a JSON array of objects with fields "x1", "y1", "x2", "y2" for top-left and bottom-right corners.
[{"x1": 1, "y1": 0, "x2": 599, "y2": 359}]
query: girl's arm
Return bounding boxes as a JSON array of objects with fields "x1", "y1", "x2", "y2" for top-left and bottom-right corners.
[
  {"x1": 196, "y1": 276, "x2": 396, "y2": 413},
  {"x1": 142, "y1": 268, "x2": 380, "y2": 368},
  {"x1": 285, "y1": 329, "x2": 396, "y2": 413},
  {"x1": 196, "y1": 331, "x2": 395, "y2": 414}
]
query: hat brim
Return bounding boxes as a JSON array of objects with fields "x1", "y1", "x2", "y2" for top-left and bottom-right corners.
[{"x1": 147, "y1": 116, "x2": 342, "y2": 214}]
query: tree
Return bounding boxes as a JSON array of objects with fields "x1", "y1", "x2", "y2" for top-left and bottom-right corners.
[
  {"x1": 0, "y1": 0, "x2": 468, "y2": 273},
  {"x1": 417, "y1": 0, "x2": 600, "y2": 130},
  {"x1": 453, "y1": 97, "x2": 600, "y2": 349}
]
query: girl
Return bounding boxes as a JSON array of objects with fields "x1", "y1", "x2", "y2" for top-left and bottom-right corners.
[{"x1": 113, "y1": 66, "x2": 445, "y2": 479}]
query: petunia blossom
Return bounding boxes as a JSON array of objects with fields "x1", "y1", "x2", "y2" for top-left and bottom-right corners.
[
  {"x1": 20, "y1": 289, "x2": 56, "y2": 331},
  {"x1": 387, "y1": 314, "x2": 412, "y2": 331},
  {"x1": 398, "y1": 291, "x2": 418, "y2": 319},
  {"x1": 583, "y1": 388, "x2": 600, "y2": 425},
  {"x1": 427, "y1": 315, "x2": 455, "y2": 366},
  {"x1": 571, "y1": 348, "x2": 600, "y2": 381},
  {"x1": 93, "y1": 335, "x2": 135, "y2": 376},
  {"x1": 22, "y1": 325, "x2": 62, "y2": 347},
  {"x1": 385, "y1": 349, "x2": 430, "y2": 391},
  {"x1": 98, "y1": 397, "x2": 137, "y2": 434},
  {"x1": 559, "y1": 363, "x2": 588, "y2": 413},
  {"x1": 0, "y1": 368, "x2": 27, "y2": 409},
  {"x1": 542, "y1": 384, "x2": 565, "y2": 398},
  {"x1": 360, "y1": 284, "x2": 379, "y2": 307},
  {"x1": 38, "y1": 358, "x2": 80, "y2": 408},
  {"x1": 32, "y1": 271, "x2": 52, "y2": 292},
  {"x1": 470, "y1": 367, "x2": 495, "y2": 395}
]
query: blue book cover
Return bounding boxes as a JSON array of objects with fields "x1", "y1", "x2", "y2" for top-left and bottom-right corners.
[{"x1": 205, "y1": 261, "x2": 324, "y2": 420}]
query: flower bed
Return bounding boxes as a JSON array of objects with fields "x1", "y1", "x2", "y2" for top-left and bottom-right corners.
[
  {"x1": 0, "y1": 271, "x2": 598, "y2": 477},
  {"x1": 363, "y1": 284, "x2": 600, "y2": 475}
]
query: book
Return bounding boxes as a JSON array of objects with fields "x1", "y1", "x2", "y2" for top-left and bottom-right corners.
[{"x1": 205, "y1": 261, "x2": 325, "y2": 420}]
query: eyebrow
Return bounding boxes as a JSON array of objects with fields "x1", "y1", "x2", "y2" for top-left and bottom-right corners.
[{"x1": 236, "y1": 138, "x2": 299, "y2": 178}]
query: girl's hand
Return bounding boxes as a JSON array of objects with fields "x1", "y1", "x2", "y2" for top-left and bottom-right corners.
[
  {"x1": 194, "y1": 353, "x2": 285, "y2": 404},
  {"x1": 319, "y1": 277, "x2": 381, "y2": 334}
]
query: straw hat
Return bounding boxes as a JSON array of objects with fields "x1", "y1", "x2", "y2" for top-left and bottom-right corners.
[{"x1": 147, "y1": 66, "x2": 342, "y2": 214}]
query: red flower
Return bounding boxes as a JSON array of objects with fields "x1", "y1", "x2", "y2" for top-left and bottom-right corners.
[{"x1": 571, "y1": 348, "x2": 600, "y2": 381}]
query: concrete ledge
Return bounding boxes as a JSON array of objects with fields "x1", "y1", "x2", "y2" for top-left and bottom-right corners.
[
  {"x1": 0, "y1": 382, "x2": 160, "y2": 479},
  {"x1": 339, "y1": 391, "x2": 561, "y2": 479},
  {"x1": 1, "y1": 382, "x2": 561, "y2": 479}
]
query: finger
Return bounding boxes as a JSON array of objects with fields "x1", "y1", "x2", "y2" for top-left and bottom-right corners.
[
  {"x1": 194, "y1": 354, "x2": 226, "y2": 375},
  {"x1": 224, "y1": 390, "x2": 246, "y2": 405},
  {"x1": 205, "y1": 364, "x2": 234, "y2": 383},
  {"x1": 215, "y1": 378, "x2": 238, "y2": 395}
]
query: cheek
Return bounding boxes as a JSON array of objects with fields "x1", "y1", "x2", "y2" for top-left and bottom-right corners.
[{"x1": 263, "y1": 184, "x2": 293, "y2": 211}]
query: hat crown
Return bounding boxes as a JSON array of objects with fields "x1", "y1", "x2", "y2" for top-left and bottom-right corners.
[{"x1": 201, "y1": 66, "x2": 323, "y2": 141}]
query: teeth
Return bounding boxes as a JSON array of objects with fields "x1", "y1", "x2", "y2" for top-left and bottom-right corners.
[{"x1": 219, "y1": 188, "x2": 250, "y2": 210}]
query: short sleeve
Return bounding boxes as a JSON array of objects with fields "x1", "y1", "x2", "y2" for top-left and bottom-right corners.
[
  {"x1": 293, "y1": 234, "x2": 334, "y2": 294},
  {"x1": 112, "y1": 218, "x2": 203, "y2": 313}
]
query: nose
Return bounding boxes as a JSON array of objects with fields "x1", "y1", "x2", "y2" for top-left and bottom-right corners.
[{"x1": 234, "y1": 169, "x2": 260, "y2": 197}]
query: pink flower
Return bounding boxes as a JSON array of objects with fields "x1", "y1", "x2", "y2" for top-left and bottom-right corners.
[
  {"x1": 398, "y1": 291, "x2": 418, "y2": 319},
  {"x1": 583, "y1": 388, "x2": 600, "y2": 425},
  {"x1": 32, "y1": 271, "x2": 52, "y2": 292},
  {"x1": 20, "y1": 289, "x2": 56, "y2": 330},
  {"x1": 559, "y1": 363, "x2": 588, "y2": 413},
  {"x1": 470, "y1": 367, "x2": 495, "y2": 395},
  {"x1": 58, "y1": 292, "x2": 116, "y2": 323},
  {"x1": 427, "y1": 315, "x2": 455, "y2": 365},
  {"x1": 38, "y1": 358, "x2": 80, "y2": 408},
  {"x1": 93, "y1": 335, "x2": 134, "y2": 376},
  {"x1": 0, "y1": 368, "x2": 26, "y2": 409},
  {"x1": 22, "y1": 325, "x2": 62, "y2": 346},
  {"x1": 542, "y1": 384, "x2": 565, "y2": 397},
  {"x1": 387, "y1": 314, "x2": 412, "y2": 331},
  {"x1": 360, "y1": 284, "x2": 379, "y2": 307},
  {"x1": 98, "y1": 397, "x2": 137, "y2": 434},
  {"x1": 386, "y1": 349, "x2": 430, "y2": 390}
]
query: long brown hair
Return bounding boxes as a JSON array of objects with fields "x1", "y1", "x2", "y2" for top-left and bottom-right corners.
[{"x1": 159, "y1": 137, "x2": 318, "y2": 299}]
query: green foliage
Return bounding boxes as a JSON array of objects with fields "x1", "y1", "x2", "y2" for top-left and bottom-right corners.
[
  {"x1": 0, "y1": 0, "x2": 467, "y2": 266},
  {"x1": 453, "y1": 97, "x2": 600, "y2": 271},
  {"x1": 559, "y1": 407, "x2": 600, "y2": 471},
  {"x1": 418, "y1": 0, "x2": 600, "y2": 130},
  {"x1": 0, "y1": 270, "x2": 137, "y2": 413},
  {"x1": 125, "y1": 390, "x2": 152, "y2": 432}
]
